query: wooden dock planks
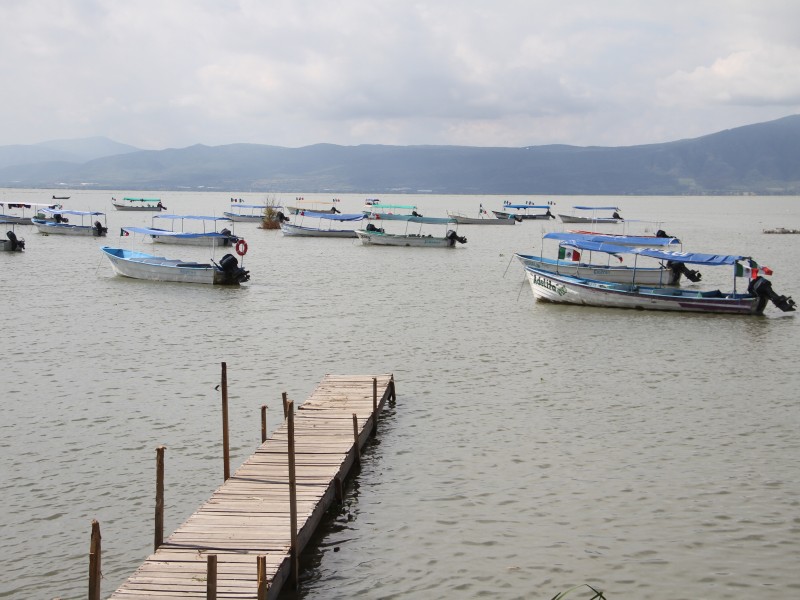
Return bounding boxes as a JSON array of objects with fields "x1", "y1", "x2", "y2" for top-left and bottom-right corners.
[{"x1": 109, "y1": 373, "x2": 395, "y2": 600}]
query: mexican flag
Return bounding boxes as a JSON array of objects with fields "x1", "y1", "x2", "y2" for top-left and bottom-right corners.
[
  {"x1": 735, "y1": 259, "x2": 773, "y2": 278},
  {"x1": 558, "y1": 246, "x2": 581, "y2": 261}
]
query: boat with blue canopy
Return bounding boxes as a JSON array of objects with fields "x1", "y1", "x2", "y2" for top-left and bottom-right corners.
[
  {"x1": 356, "y1": 215, "x2": 467, "y2": 248},
  {"x1": 0, "y1": 202, "x2": 63, "y2": 224},
  {"x1": 492, "y1": 204, "x2": 556, "y2": 221},
  {"x1": 31, "y1": 209, "x2": 108, "y2": 236},
  {"x1": 523, "y1": 238, "x2": 796, "y2": 315},
  {"x1": 124, "y1": 214, "x2": 239, "y2": 247},
  {"x1": 281, "y1": 211, "x2": 365, "y2": 237},
  {"x1": 558, "y1": 206, "x2": 623, "y2": 224},
  {"x1": 514, "y1": 232, "x2": 693, "y2": 285}
]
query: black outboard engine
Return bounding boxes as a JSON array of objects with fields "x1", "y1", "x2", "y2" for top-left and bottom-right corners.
[
  {"x1": 218, "y1": 253, "x2": 250, "y2": 284},
  {"x1": 411, "y1": 210, "x2": 424, "y2": 217},
  {"x1": 546, "y1": 209, "x2": 555, "y2": 219},
  {"x1": 275, "y1": 211, "x2": 290, "y2": 223},
  {"x1": 366, "y1": 223, "x2": 384, "y2": 233},
  {"x1": 667, "y1": 260, "x2": 702, "y2": 283},
  {"x1": 656, "y1": 229, "x2": 671, "y2": 238},
  {"x1": 749, "y1": 276, "x2": 796, "y2": 312},
  {"x1": 330, "y1": 206, "x2": 340, "y2": 214},
  {"x1": 612, "y1": 211, "x2": 623, "y2": 221},
  {"x1": 94, "y1": 221, "x2": 108, "y2": 236},
  {"x1": 7, "y1": 230, "x2": 24, "y2": 251},
  {"x1": 446, "y1": 230, "x2": 467, "y2": 246}
]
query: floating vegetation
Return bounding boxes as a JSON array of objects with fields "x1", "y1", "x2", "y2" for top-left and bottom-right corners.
[{"x1": 260, "y1": 195, "x2": 281, "y2": 229}]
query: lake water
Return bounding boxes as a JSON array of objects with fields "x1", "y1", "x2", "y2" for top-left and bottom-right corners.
[{"x1": 1, "y1": 190, "x2": 799, "y2": 600}]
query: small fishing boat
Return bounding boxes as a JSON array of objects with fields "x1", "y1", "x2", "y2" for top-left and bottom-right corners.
[
  {"x1": 223, "y1": 203, "x2": 280, "y2": 222},
  {"x1": 0, "y1": 202, "x2": 62, "y2": 224},
  {"x1": 523, "y1": 240, "x2": 796, "y2": 316},
  {"x1": 558, "y1": 206, "x2": 623, "y2": 224},
  {"x1": 100, "y1": 247, "x2": 250, "y2": 285},
  {"x1": 491, "y1": 204, "x2": 555, "y2": 220},
  {"x1": 111, "y1": 197, "x2": 166, "y2": 211},
  {"x1": 515, "y1": 232, "x2": 694, "y2": 285},
  {"x1": 52, "y1": 195, "x2": 70, "y2": 200},
  {"x1": 285, "y1": 199, "x2": 340, "y2": 214},
  {"x1": 448, "y1": 204, "x2": 516, "y2": 225},
  {"x1": 31, "y1": 209, "x2": 108, "y2": 236},
  {"x1": 355, "y1": 215, "x2": 467, "y2": 248},
  {"x1": 1, "y1": 221, "x2": 25, "y2": 252},
  {"x1": 123, "y1": 215, "x2": 239, "y2": 247},
  {"x1": 280, "y1": 211, "x2": 365, "y2": 237}
]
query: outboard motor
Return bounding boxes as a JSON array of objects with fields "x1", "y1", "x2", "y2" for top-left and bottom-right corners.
[
  {"x1": 656, "y1": 229, "x2": 671, "y2": 238},
  {"x1": 94, "y1": 221, "x2": 108, "y2": 236},
  {"x1": 7, "y1": 230, "x2": 24, "y2": 251},
  {"x1": 749, "y1": 276, "x2": 796, "y2": 312},
  {"x1": 668, "y1": 260, "x2": 702, "y2": 283},
  {"x1": 218, "y1": 253, "x2": 250, "y2": 284},
  {"x1": 446, "y1": 230, "x2": 467, "y2": 246},
  {"x1": 330, "y1": 206, "x2": 340, "y2": 214},
  {"x1": 612, "y1": 211, "x2": 623, "y2": 221},
  {"x1": 411, "y1": 210, "x2": 424, "y2": 217},
  {"x1": 546, "y1": 209, "x2": 555, "y2": 219},
  {"x1": 366, "y1": 223, "x2": 384, "y2": 233},
  {"x1": 275, "y1": 211, "x2": 290, "y2": 223}
]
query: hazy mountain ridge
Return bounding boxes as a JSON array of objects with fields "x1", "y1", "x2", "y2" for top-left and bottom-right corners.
[{"x1": 1, "y1": 116, "x2": 799, "y2": 194}]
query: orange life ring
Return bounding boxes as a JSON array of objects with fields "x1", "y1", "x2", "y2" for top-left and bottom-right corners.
[{"x1": 235, "y1": 239, "x2": 248, "y2": 256}]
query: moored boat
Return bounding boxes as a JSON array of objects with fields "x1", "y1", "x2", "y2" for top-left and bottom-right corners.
[
  {"x1": 523, "y1": 241, "x2": 795, "y2": 316},
  {"x1": 224, "y1": 203, "x2": 281, "y2": 222},
  {"x1": 0, "y1": 202, "x2": 62, "y2": 224},
  {"x1": 355, "y1": 215, "x2": 467, "y2": 248},
  {"x1": 31, "y1": 209, "x2": 107, "y2": 236},
  {"x1": 491, "y1": 204, "x2": 555, "y2": 220},
  {"x1": 100, "y1": 247, "x2": 250, "y2": 285},
  {"x1": 1, "y1": 221, "x2": 25, "y2": 252},
  {"x1": 448, "y1": 205, "x2": 516, "y2": 225},
  {"x1": 558, "y1": 206, "x2": 623, "y2": 224},
  {"x1": 123, "y1": 215, "x2": 239, "y2": 247},
  {"x1": 111, "y1": 197, "x2": 166, "y2": 211},
  {"x1": 280, "y1": 211, "x2": 365, "y2": 237}
]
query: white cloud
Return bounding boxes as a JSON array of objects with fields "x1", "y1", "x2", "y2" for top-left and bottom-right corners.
[{"x1": 0, "y1": 1, "x2": 799, "y2": 149}]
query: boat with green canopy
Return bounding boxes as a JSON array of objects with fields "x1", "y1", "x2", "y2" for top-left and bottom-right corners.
[{"x1": 111, "y1": 197, "x2": 166, "y2": 211}]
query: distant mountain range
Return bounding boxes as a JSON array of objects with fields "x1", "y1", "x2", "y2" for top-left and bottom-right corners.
[{"x1": 2, "y1": 116, "x2": 799, "y2": 195}]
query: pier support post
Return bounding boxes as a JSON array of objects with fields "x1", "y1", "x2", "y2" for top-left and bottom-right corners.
[
  {"x1": 257, "y1": 555, "x2": 268, "y2": 600},
  {"x1": 390, "y1": 374, "x2": 396, "y2": 405},
  {"x1": 88, "y1": 520, "x2": 101, "y2": 600},
  {"x1": 287, "y1": 400, "x2": 299, "y2": 589},
  {"x1": 352, "y1": 413, "x2": 361, "y2": 466},
  {"x1": 206, "y1": 554, "x2": 217, "y2": 600},
  {"x1": 372, "y1": 377, "x2": 378, "y2": 436},
  {"x1": 282, "y1": 392, "x2": 288, "y2": 419},
  {"x1": 221, "y1": 362, "x2": 230, "y2": 481},
  {"x1": 154, "y1": 445, "x2": 165, "y2": 551},
  {"x1": 261, "y1": 404, "x2": 267, "y2": 443}
]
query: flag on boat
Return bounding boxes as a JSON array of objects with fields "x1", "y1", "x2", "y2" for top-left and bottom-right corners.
[
  {"x1": 735, "y1": 259, "x2": 773, "y2": 278},
  {"x1": 558, "y1": 246, "x2": 581, "y2": 261},
  {"x1": 120, "y1": 228, "x2": 129, "y2": 236}
]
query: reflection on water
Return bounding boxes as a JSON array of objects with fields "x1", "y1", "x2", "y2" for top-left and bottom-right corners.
[{"x1": 1, "y1": 191, "x2": 799, "y2": 599}]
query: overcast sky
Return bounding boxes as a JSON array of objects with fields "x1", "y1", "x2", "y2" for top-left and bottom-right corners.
[{"x1": 1, "y1": 1, "x2": 799, "y2": 150}]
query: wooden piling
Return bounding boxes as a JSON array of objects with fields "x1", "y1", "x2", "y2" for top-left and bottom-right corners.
[
  {"x1": 221, "y1": 362, "x2": 230, "y2": 481},
  {"x1": 372, "y1": 377, "x2": 378, "y2": 436},
  {"x1": 282, "y1": 391, "x2": 288, "y2": 419},
  {"x1": 261, "y1": 404, "x2": 267, "y2": 443},
  {"x1": 352, "y1": 413, "x2": 361, "y2": 466},
  {"x1": 88, "y1": 520, "x2": 101, "y2": 600},
  {"x1": 257, "y1": 555, "x2": 267, "y2": 600},
  {"x1": 154, "y1": 445, "x2": 165, "y2": 551},
  {"x1": 206, "y1": 554, "x2": 217, "y2": 600}
]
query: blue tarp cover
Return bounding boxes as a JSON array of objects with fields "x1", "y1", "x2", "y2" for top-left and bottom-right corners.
[
  {"x1": 560, "y1": 239, "x2": 746, "y2": 265},
  {"x1": 122, "y1": 227, "x2": 230, "y2": 238},
  {"x1": 544, "y1": 232, "x2": 681, "y2": 246}
]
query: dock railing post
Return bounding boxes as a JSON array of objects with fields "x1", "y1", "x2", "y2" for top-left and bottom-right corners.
[
  {"x1": 88, "y1": 520, "x2": 101, "y2": 600},
  {"x1": 221, "y1": 362, "x2": 230, "y2": 481},
  {"x1": 372, "y1": 377, "x2": 378, "y2": 436},
  {"x1": 261, "y1": 404, "x2": 267, "y2": 443},
  {"x1": 206, "y1": 554, "x2": 217, "y2": 600},
  {"x1": 282, "y1": 391, "x2": 288, "y2": 419},
  {"x1": 352, "y1": 413, "x2": 361, "y2": 466},
  {"x1": 154, "y1": 445, "x2": 165, "y2": 551},
  {"x1": 287, "y1": 400, "x2": 299, "y2": 589},
  {"x1": 257, "y1": 555, "x2": 268, "y2": 600}
]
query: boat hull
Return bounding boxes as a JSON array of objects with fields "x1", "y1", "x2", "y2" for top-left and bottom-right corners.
[
  {"x1": 355, "y1": 230, "x2": 457, "y2": 247},
  {"x1": 280, "y1": 222, "x2": 357, "y2": 237},
  {"x1": 558, "y1": 215, "x2": 622, "y2": 224},
  {"x1": 31, "y1": 220, "x2": 106, "y2": 236},
  {"x1": 524, "y1": 266, "x2": 766, "y2": 315},
  {"x1": 150, "y1": 234, "x2": 236, "y2": 247},
  {"x1": 0, "y1": 214, "x2": 32, "y2": 225},
  {"x1": 101, "y1": 247, "x2": 246, "y2": 285},
  {"x1": 492, "y1": 210, "x2": 551, "y2": 220},
  {"x1": 449, "y1": 213, "x2": 516, "y2": 225},
  {"x1": 224, "y1": 213, "x2": 264, "y2": 222},
  {"x1": 515, "y1": 254, "x2": 680, "y2": 285},
  {"x1": 112, "y1": 203, "x2": 163, "y2": 212}
]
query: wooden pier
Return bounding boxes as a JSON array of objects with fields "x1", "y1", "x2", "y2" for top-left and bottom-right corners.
[{"x1": 109, "y1": 373, "x2": 395, "y2": 600}]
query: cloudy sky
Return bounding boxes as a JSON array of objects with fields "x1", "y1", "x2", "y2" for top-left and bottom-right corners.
[{"x1": 1, "y1": 0, "x2": 799, "y2": 150}]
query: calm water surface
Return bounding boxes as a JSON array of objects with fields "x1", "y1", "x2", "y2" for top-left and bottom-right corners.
[{"x1": 1, "y1": 191, "x2": 799, "y2": 599}]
